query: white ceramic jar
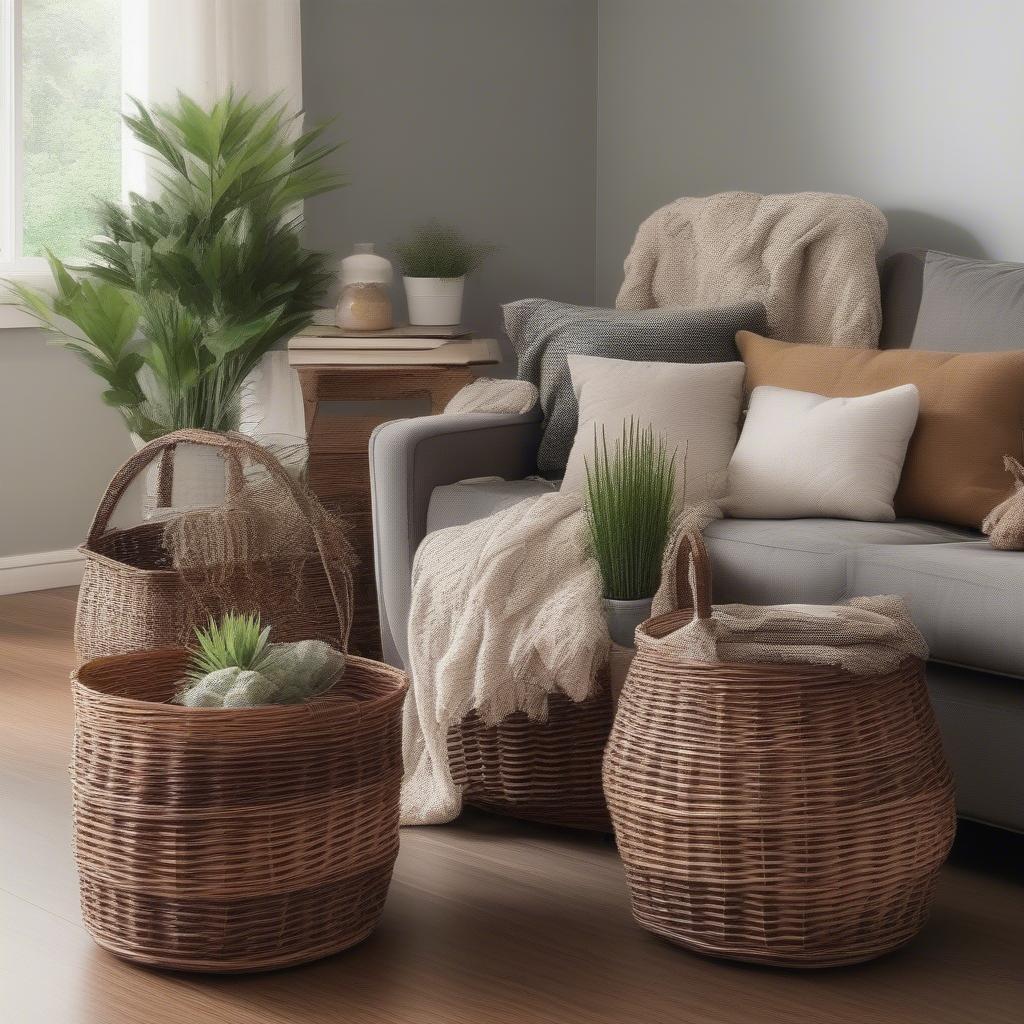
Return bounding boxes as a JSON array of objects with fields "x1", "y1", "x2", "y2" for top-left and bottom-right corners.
[{"x1": 335, "y1": 243, "x2": 394, "y2": 331}]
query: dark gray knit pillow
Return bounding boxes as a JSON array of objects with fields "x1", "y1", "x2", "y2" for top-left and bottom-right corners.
[{"x1": 504, "y1": 298, "x2": 767, "y2": 476}]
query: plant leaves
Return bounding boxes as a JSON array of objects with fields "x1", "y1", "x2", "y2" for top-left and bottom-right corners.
[{"x1": 203, "y1": 307, "x2": 283, "y2": 361}]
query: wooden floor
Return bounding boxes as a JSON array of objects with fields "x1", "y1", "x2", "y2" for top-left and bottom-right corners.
[{"x1": 2, "y1": 588, "x2": 1023, "y2": 1024}]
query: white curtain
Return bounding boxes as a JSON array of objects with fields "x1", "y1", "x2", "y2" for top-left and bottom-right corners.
[{"x1": 121, "y1": 0, "x2": 303, "y2": 197}]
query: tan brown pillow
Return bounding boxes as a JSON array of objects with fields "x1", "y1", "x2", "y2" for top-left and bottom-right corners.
[{"x1": 736, "y1": 331, "x2": 1024, "y2": 527}]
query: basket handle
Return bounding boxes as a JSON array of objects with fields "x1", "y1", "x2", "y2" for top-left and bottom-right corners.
[
  {"x1": 674, "y1": 531, "x2": 713, "y2": 620},
  {"x1": 86, "y1": 428, "x2": 352, "y2": 647},
  {"x1": 154, "y1": 442, "x2": 177, "y2": 508},
  {"x1": 89, "y1": 429, "x2": 237, "y2": 543},
  {"x1": 148, "y1": 440, "x2": 245, "y2": 510}
]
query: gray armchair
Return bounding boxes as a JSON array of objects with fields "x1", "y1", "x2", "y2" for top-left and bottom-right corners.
[{"x1": 369, "y1": 410, "x2": 543, "y2": 668}]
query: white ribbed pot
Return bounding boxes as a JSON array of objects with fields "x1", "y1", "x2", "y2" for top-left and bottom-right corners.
[
  {"x1": 603, "y1": 597, "x2": 654, "y2": 648},
  {"x1": 403, "y1": 275, "x2": 465, "y2": 326},
  {"x1": 130, "y1": 435, "x2": 227, "y2": 516}
]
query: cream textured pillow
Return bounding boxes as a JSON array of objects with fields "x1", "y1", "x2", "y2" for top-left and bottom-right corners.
[
  {"x1": 722, "y1": 384, "x2": 920, "y2": 522},
  {"x1": 560, "y1": 355, "x2": 747, "y2": 507}
]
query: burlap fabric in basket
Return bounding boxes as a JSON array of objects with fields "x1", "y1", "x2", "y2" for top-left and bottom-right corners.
[
  {"x1": 982, "y1": 455, "x2": 1024, "y2": 550},
  {"x1": 71, "y1": 648, "x2": 407, "y2": 972},
  {"x1": 74, "y1": 429, "x2": 354, "y2": 662},
  {"x1": 603, "y1": 532, "x2": 956, "y2": 968}
]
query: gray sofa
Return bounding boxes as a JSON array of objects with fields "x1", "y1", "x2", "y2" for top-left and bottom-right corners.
[{"x1": 369, "y1": 249, "x2": 1024, "y2": 833}]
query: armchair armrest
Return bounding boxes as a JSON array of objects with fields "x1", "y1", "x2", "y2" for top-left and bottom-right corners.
[{"x1": 369, "y1": 410, "x2": 543, "y2": 667}]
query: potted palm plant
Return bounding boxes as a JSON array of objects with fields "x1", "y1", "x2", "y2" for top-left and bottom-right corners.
[
  {"x1": 8, "y1": 92, "x2": 344, "y2": 505},
  {"x1": 585, "y1": 419, "x2": 678, "y2": 647},
  {"x1": 394, "y1": 221, "x2": 493, "y2": 326}
]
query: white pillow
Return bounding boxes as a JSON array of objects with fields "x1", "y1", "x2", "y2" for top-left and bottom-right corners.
[
  {"x1": 722, "y1": 384, "x2": 920, "y2": 522},
  {"x1": 560, "y1": 355, "x2": 747, "y2": 507}
]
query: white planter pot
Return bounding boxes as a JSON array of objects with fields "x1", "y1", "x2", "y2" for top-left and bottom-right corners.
[
  {"x1": 131, "y1": 435, "x2": 227, "y2": 518},
  {"x1": 603, "y1": 596, "x2": 654, "y2": 648},
  {"x1": 403, "y1": 275, "x2": 465, "y2": 326}
]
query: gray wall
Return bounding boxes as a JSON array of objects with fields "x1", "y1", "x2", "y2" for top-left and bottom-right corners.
[
  {"x1": 597, "y1": 0, "x2": 1024, "y2": 301},
  {"x1": 301, "y1": 0, "x2": 598, "y2": 370},
  {"x1": 8, "y1": 0, "x2": 1024, "y2": 558},
  {"x1": 0, "y1": 329, "x2": 133, "y2": 557},
  {"x1": 0, "y1": 0, "x2": 597, "y2": 560}
]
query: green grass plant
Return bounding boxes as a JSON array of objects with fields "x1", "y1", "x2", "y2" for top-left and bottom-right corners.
[
  {"x1": 584, "y1": 419, "x2": 677, "y2": 601},
  {"x1": 394, "y1": 221, "x2": 494, "y2": 278}
]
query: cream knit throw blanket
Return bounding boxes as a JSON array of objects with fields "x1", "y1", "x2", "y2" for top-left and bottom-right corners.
[
  {"x1": 443, "y1": 377, "x2": 538, "y2": 416},
  {"x1": 402, "y1": 493, "x2": 716, "y2": 825},
  {"x1": 616, "y1": 191, "x2": 887, "y2": 348}
]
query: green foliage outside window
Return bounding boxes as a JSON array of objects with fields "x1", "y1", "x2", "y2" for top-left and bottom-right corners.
[{"x1": 22, "y1": 0, "x2": 122, "y2": 258}]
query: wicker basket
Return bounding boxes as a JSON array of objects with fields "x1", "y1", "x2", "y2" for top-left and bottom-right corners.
[
  {"x1": 448, "y1": 685, "x2": 613, "y2": 831},
  {"x1": 74, "y1": 429, "x2": 353, "y2": 663},
  {"x1": 71, "y1": 648, "x2": 407, "y2": 972},
  {"x1": 604, "y1": 532, "x2": 956, "y2": 968}
]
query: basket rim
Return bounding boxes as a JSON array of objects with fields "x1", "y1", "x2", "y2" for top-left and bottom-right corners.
[
  {"x1": 78, "y1": 542, "x2": 332, "y2": 580},
  {"x1": 78, "y1": 543, "x2": 180, "y2": 579},
  {"x1": 72, "y1": 647, "x2": 407, "y2": 718},
  {"x1": 636, "y1": 610, "x2": 924, "y2": 680}
]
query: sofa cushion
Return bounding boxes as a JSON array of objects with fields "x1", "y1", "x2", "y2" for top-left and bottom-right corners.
[
  {"x1": 703, "y1": 518, "x2": 974, "y2": 605},
  {"x1": 427, "y1": 477, "x2": 556, "y2": 534},
  {"x1": 504, "y1": 298, "x2": 766, "y2": 479},
  {"x1": 561, "y1": 355, "x2": 746, "y2": 506},
  {"x1": 736, "y1": 331, "x2": 1024, "y2": 527},
  {"x1": 427, "y1": 487, "x2": 1020, "y2": 678},
  {"x1": 721, "y1": 384, "x2": 920, "y2": 522},
  {"x1": 850, "y1": 541, "x2": 1024, "y2": 679},
  {"x1": 880, "y1": 249, "x2": 1024, "y2": 352},
  {"x1": 706, "y1": 518, "x2": 1022, "y2": 678}
]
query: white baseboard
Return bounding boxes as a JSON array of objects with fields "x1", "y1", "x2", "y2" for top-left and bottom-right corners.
[{"x1": 0, "y1": 548, "x2": 86, "y2": 596}]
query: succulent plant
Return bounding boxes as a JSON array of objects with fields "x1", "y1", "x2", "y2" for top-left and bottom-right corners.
[{"x1": 175, "y1": 612, "x2": 345, "y2": 709}]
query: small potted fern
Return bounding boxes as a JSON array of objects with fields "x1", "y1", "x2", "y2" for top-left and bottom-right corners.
[
  {"x1": 585, "y1": 419, "x2": 677, "y2": 647},
  {"x1": 394, "y1": 221, "x2": 493, "y2": 326}
]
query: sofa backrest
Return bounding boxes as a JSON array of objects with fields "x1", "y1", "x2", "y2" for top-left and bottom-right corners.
[{"x1": 880, "y1": 249, "x2": 1024, "y2": 352}]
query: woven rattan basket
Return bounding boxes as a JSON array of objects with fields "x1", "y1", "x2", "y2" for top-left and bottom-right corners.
[
  {"x1": 604, "y1": 532, "x2": 956, "y2": 968},
  {"x1": 74, "y1": 429, "x2": 353, "y2": 663},
  {"x1": 448, "y1": 685, "x2": 613, "y2": 831},
  {"x1": 71, "y1": 648, "x2": 407, "y2": 972}
]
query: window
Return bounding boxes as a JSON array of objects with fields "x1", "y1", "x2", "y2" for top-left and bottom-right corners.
[{"x1": 0, "y1": 0, "x2": 122, "y2": 280}]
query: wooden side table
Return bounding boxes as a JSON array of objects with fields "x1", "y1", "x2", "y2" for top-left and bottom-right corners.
[{"x1": 290, "y1": 339, "x2": 502, "y2": 657}]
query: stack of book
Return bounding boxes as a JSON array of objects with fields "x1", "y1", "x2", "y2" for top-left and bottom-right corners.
[{"x1": 287, "y1": 319, "x2": 501, "y2": 366}]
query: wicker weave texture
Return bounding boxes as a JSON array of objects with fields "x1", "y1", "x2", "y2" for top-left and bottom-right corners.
[
  {"x1": 74, "y1": 430, "x2": 354, "y2": 663},
  {"x1": 71, "y1": 649, "x2": 407, "y2": 972},
  {"x1": 604, "y1": 537, "x2": 957, "y2": 968},
  {"x1": 448, "y1": 689, "x2": 612, "y2": 831}
]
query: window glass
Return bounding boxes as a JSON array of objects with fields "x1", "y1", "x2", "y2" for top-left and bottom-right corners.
[{"x1": 21, "y1": 0, "x2": 121, "y2": 257}]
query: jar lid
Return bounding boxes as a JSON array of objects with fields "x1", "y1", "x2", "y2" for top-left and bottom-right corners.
[{"x1": 339, "y1": 243, "x2": 394, "y2": 286}]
